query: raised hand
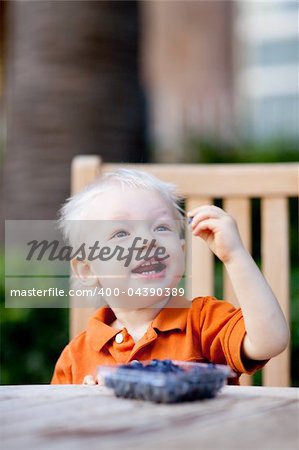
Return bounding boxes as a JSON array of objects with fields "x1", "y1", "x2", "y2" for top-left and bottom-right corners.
[{"x1": 187, "y1": 205, "x2": 245, "y2": 264}]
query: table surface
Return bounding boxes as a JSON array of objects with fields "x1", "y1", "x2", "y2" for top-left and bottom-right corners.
[{"x1": 0, "y1": 385, "x2": 298, "y2": 450}]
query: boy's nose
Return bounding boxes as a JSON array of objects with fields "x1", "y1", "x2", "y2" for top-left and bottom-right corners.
[
  {"x1": 133, "y1": 227, "x2": 157, "y2": 248},
  {"x1": 136, "y1": 237, "x2": 157, "y2": 250}
]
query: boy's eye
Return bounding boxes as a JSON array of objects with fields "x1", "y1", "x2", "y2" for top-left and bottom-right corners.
[
  {"x1": 110, "y1": 230, "x2": 130, "y2": 239},
  {"x1": 155, "y1": 224, "x2": 171, "y2": 232}
]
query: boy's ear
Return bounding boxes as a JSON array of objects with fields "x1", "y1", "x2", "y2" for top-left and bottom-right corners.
[{"x1": 71, "y1": 258, "x2": 98, "y2": 286}]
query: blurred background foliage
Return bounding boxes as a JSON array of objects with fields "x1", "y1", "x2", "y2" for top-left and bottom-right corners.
[{"x1": 186, "y1": 138, "x2": 299, "y2": 165}]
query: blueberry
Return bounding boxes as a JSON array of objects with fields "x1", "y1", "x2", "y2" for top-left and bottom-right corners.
[
  {"x1": 129, "y1": 360, "x2": 143, "y2": 369},
  {"x1": 161, "y1": 359, "x2": 172, "y2": 366},
  {"x1": 119, "y1": 360, "x2": 143, "y2": 371},
  {"x1": 146, "y1": 359, "x2": 184, "y2": 374}
]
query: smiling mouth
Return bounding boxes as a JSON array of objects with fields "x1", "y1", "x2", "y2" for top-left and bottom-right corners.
[{"x1": 131, "y1": 257, "x2": 166, "y2": 276}]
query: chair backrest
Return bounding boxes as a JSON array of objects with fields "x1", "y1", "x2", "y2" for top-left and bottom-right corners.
[{"x1": 70, "y1": 155, "x2": 298, "y2": 387}]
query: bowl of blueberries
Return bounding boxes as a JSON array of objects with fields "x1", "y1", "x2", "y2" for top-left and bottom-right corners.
[{"x1": 96, "y1": 359, "x2": 235, "y2": 403}]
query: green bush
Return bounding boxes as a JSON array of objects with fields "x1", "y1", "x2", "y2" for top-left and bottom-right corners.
[
  {"x1": 0, "y1": 253, "x2": 69, "y2": 384},
  {"x1": 186, "y1": 136, "x2": 299, "y2": 164}
]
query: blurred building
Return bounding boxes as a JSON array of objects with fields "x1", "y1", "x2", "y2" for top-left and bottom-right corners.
[
  {"x1": 141, "y1": 1, "x2": 298, "y2": 162},
  {"x1": 141, "y1": 1, "x2": 235, "y2": 162},
  {"x1": 235, "y1": 1, "x2": 298, "y2": 142}
]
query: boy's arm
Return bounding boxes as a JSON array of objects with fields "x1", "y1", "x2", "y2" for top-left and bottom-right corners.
[
  {"x1": 224, "y1": 248, "x2": 289, "y2": 360},
  {"x1": 188, "y1": 205, "x2": 290, "y2": 361}
]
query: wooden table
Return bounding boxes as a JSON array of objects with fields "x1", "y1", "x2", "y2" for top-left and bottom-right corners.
[{"x1": 0, "y1": 385, "x2": 298, "y2": 450}]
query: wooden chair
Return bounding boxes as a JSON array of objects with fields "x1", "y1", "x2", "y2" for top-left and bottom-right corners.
[{"x1": 70, "y1": 155, "x2": 298, "y2": 387}]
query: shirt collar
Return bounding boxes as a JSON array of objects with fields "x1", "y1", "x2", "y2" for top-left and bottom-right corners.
[
  {"x1": 87, "y1": 307, "x2": 120, "y2": 352},
  {"x1": 86, "y1": 295, "x2": 191, "y2": 352}
]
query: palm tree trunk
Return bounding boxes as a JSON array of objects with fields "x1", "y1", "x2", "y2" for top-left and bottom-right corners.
[{"x1": 3, "y1": 0, "x2": 147, "y2": 220}]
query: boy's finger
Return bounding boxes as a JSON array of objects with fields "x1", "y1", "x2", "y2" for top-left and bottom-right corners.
[
  {"x1": 187, "y1": 205, "x2": 225, "y2": 218},
  {"x1": 187, "y1": 205, "x2": 212, "y2": 217},
  {"x1": 190, "y1": 211, "x2": 222, "y2": 228},
  {"x1": 192, "y1": 219, "x2": 218, "y2": 236},
  {"x1": 83, "y1": 374, "x2": 96, "y2": 385}
]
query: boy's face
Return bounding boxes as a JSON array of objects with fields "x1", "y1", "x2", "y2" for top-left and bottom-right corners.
[{"x1": 73, "y1": 186, "x2": 185, "y2": 308}]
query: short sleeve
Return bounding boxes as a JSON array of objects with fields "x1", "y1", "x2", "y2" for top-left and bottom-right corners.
[
  {"x1": 197, "y1": 296, "x2": 270, "y2": 375},
  {"x1": 51, "y1": 345, "x2": 73, "y2": 384}
]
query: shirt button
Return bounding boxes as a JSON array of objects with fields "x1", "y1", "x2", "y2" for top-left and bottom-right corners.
[{"x1": 115, "y1": 333, "x2": 124, "y2": 344}]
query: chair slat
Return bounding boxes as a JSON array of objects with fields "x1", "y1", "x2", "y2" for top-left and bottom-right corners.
[
  {"x1": 71, "y1": 155, "x2": 101, "y2": 193},
  {"x1": 70, "y1": 156, "x2": 102, "y2": 339},
  {"x1": 185, "y1": 198, "x2": 214, "y2": 298},
  {"x1": 223, "y1": 198, "x2": 252, "y2": 386},
  {"x1": 102, "y1": 163, "x2": 298, "y2": 197},
  {"x1": 261, "y1": 198, "x2": 290, "y2": 387}
]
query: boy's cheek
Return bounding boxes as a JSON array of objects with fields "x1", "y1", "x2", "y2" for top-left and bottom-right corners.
[
  {"x1": 162, "y1": 237, "x2": 185, "y2": 255},
  {"x1": 90, "y1": 259, "x2": 124, "y2": 274}
]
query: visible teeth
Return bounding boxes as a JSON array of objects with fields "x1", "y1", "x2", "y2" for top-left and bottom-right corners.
[
  {"x1": 141, "y1": 270, "x2": 157, "y2": 275},
  {"x1": 141, "y1": 260, "x2": 159, "y2": 268}
]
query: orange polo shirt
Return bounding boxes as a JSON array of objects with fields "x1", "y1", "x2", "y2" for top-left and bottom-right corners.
[{"x1": 51, "y1": 295, "x2": 269, "y2": 385}]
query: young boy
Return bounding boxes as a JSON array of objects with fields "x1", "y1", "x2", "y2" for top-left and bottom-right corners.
[{"x1": 51, "y1": 169, "x2": 289, "y2": 385}]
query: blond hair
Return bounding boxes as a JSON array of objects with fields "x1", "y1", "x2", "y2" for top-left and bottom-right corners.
[{"x1": 58, "y1": 168, "x2": 185, "y2": 245}]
